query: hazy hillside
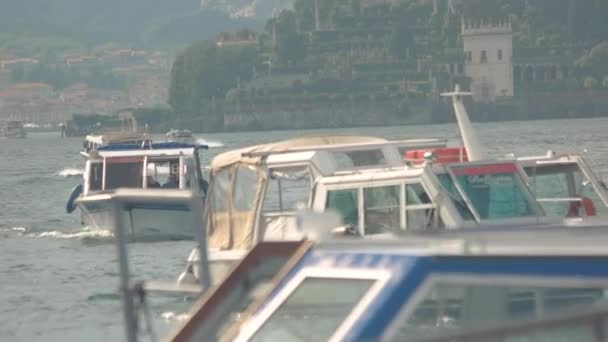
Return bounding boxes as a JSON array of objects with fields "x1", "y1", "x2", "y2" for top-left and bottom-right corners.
[
  {"x1": 202, "y1": 0, "x2": 294, "y2": 18},
  {"x1": 0, "y1": 0, "x2": 264, "y2": 47}
]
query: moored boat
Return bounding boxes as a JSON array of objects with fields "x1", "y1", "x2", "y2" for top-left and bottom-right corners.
[{"x1": 2, "y1": 120, "x2": 26, "y2": 139}]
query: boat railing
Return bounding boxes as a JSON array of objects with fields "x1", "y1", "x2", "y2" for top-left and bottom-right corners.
[{"x1": 77, "y1": 188, "x2": 210, "y2": 342}]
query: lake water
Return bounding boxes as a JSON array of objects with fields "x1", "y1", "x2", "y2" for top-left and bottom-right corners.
[{"x1": 2, "y1": 118, "x2": 608, "y2": 341}]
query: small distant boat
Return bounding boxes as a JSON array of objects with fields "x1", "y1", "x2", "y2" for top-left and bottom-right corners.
[
  {"x1": 166, "y1": 129, "x2": 196, "y2": 144},
  {"x1": 2, "y1": 120, "x2": 26, "y2": 139}
]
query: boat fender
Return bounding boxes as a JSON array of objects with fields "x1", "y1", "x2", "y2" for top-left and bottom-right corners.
[
  {"x1": 567, "y1": 196, "x2": 597, "y2": 217},
  {"x1": 66, "y1": 184, "x2": 83, "y2": 213}
]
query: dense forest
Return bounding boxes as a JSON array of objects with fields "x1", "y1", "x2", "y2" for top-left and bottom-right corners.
[{"x1": 166, "y1": 0, "x2": 608, "y2": 130}]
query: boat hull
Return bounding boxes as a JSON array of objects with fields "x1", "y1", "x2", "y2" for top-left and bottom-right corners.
[{"x1": 78, "y1": 199, "x2": 199, "y2": 241}]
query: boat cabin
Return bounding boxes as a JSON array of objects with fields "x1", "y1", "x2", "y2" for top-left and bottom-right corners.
[
  {"x1": 204, "y1": 135, "x2": 447, "y2": 251},
  {"x1": 171, "y1": 228, "x2": 608, "y2": 341},
  {"x1": 82, "y1": 142, "x2": 208, "y2": 196},
  {"x1": 314, "y1": 159, "x2": 549, "y2": 236}
]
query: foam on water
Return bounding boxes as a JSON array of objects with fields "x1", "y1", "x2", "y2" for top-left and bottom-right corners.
[
  {"x1": 161, "y1": 311, "x2": 190, "y2": 323},
  {"x1": 57, "y1": 168, "x2": 84, "y2": 177},
  {"x1": 196, "y1": 138, "x2": 224, "y2": 147},
  {"x1": 26, "y1": 227, "x2": 113, "y2": 240}
]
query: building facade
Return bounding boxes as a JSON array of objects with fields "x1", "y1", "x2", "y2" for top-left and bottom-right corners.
[{"x1": 462, "y1": 19, "x2": 514, "y2": 103}]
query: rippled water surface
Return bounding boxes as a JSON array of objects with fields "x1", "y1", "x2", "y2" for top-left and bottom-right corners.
[{"x1": 2, "y1": 119, "x2": 608, "y2": 341}]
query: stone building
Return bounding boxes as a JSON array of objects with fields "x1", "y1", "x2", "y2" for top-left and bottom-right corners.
[{"x1": 462, "y1": 19, "x2": 514, "y2": 103}]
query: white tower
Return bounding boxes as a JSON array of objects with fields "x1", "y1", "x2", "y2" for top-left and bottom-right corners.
[{"x1": 462, "y1": 18, "x2": 513, "y2": 103}]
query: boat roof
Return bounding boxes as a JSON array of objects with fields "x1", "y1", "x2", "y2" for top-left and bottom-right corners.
[
  {"x1": 96, "y1": 141, "x2": 207, "y2": 151},
  {"x1": 315, "y1": 224, "x2": 608, "y2": 256},
  {"x1": 84, "y1": 132, "x2": 149, "y2": 145},
  {"x1": 211, "y1": 135, "x2": 387, "y2": 170},
  {"x1": 318, "y1": 166, "x2": 424, "y2": 185},
  {"x1": 210, "y1": 135, "x2": 445, "y2": 170},
  {"x1": 83, "y1": 142, "x2": 205, "y2": 159}
]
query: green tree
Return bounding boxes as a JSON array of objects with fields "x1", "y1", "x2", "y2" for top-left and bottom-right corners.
[
  {"x1": 268, "y1": 10, "x2": 306, "y2": 65},
  {"x1": 583, "y1": 77, "x2": 598, "y2": 89},
  {"x1": 168, "y1": 40, "x2": 258, "y2": 129},
  {"x1": 576, "y1": 41, "x2": 608, "y2": 77},
  {"x1": 389, "y1": 21, "x2": 415, "y2": 60}
]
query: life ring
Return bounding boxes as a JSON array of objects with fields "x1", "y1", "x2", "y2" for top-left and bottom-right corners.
[
  {"x1": 567, "y1": 196, "x2": 597, "y2": 217},
  {"x1": 66, "y1": 184, "x2": 83, "y2": 213}
]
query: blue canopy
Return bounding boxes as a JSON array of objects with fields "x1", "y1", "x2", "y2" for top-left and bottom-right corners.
[{"x1": 97, "y1": 141, "x2": 208, "y2": 151}]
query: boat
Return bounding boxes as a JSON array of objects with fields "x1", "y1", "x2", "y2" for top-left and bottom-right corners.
[
  {"x1": 1, "y1": 120, "x2": 26, "y2": 139},
  {"x1": 67, "y1": 141, "x2": 209, "y2": 241},
  {"x1": 166, "y1": 129, "x2": 196, "y2": 144},
  {"x1": 91, "y1": 190, "x2": 608, "y2": 342},
  {"x1": 175, "y1": 86, "x2": 608, "y2": 284},
  {"x1": 172, "y1": 226, "x2": 608, "y2": 341}
]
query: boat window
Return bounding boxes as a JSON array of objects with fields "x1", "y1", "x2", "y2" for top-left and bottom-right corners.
[
  {"x1": 388, "y1": 279, "x2": 608, "y2": 341},
  {"x1": 405, "y1": 183, "x2": 437, "y2": 230},
  {"x1": 364, "y1": 185, "x2": 400, "y2": 234},
  {"x1": 262, "y1": 167, "x2": 311, "y2": 213},
  {"x1": 437, "y1": 173, "x2": 475, "y2": 220},
  {"x1": 326, "y1": 189, "x2": 359, "y2": 227},
  {"x1": 525, "y1": 163, "x2": 607, "y2": 217},
  {"x1": 210, "y1": 168, "x2": 230, "y2": 213},
  {"x1": 434, "y1": 317, "x2": 602, "y2": 342},
  {"x1": 332, "y1": 149, "x2": 386, "y2": 170},
  {"x1": 104, "y1": 157, "x2": 143, "y2": 189},
  {"x1": 449, "y1": 163, "x2": 537, "y2": 220},
  {"x1": 233, "y1": 165, "x2": 259, "y2": 211},
  {"x1": 89, "y1": 162, "x2": 103, "y2": 191},
  {"x1": 145, "y1": 159, "x2": 178, "y2": 188},
  {"x1": 249, "y1": 277, "x2": 374, "y2": 341}
]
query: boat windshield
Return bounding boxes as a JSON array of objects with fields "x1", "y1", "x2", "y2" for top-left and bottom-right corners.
[
  {"x1": 104, "y1": 157, "x2": 144, "y2": 189},
  {"x1": 248, "y1": 277, "x2": 375, "y2": 341},
  {"x1": 90, "y1": 155, "x2": 194, "y2": 191},
  {"x1": 332, "y1": 149, "x2": 388, "y2": 170},
  {"x1": 524, "y1": 162, "x2": 607, "y2": 217},
  {"x1": 145, "y1": 158, "x2": 181, "y2": 189},
  {"x1": 262, "y1": 166, "x2": 311, "y2": 213},
  {"x1": 447, "y1": 162, "x2": 539, "y2": 220}
]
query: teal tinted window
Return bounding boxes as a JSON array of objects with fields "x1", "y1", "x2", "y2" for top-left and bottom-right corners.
[
  {"x1": 450, "y1": 163, "x2": 536, "y2": 219},
  {"x1": 437, "y1": 173, "x2": 475, "y2": 220},
  {"x1": 326, "y1": 189, "x2": 358, "y2": 226},
  {"x1": 251, "y1": 278, "x2": 374, "y2": 341}
]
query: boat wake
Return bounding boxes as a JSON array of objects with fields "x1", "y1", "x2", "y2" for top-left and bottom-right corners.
[
  {"x1": 161, "y1": 311, "x2": 190, "y2": 323},
  {"x1": 25, "y1": 227, "x2": 114, "y2": 243},
  {"x1": 196, "y1": 138, "x2": 224, "y2": 148},
  {"x1": 56, "y1": 168, "x2": 84, "y2": 177}
]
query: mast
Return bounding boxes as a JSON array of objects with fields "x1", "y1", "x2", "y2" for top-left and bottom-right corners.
[{"x1": 440, "y1": 84, "x2": 485, "y2": 161}]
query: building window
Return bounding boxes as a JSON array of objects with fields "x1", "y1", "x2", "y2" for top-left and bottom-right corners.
[
  {"x1": 465, "y1": 51, "x2": 472, "y2": 62},
  {"x1": 480, "y1": 50, "x2": 487, "y2": 64},
  {"x1": 498, "y1": 49, "x2": 503, "y2": 61}
]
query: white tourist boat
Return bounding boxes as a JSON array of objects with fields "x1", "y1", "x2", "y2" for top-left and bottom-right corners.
[
  {"x1": 176, "y1": 86, "x2": 608, "y2": 284},
  {"x1": 67, "y1": 141, "x2": 208, "y2": 241}
]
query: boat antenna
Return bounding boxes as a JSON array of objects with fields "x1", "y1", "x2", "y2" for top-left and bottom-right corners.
[{"x1": 440, "y1": 84, "x2": 485, "y2": 161}]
